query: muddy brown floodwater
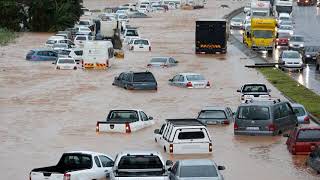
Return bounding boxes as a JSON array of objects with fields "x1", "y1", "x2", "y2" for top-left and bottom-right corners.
[{"x1": 0, "y1": 0, "x2": 319, "y2": 179}]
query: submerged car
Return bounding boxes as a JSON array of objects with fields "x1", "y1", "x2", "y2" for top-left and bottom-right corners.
[
  {"x1": 289, "y1": 35, "x2": 305, "y2": 51},
  {"x1": 303, "y1": 46, "x2": 320, "y2": 63},
  {"x1": 112, "y1": 71, "x2": 158, "y2": 90},
  {"x1": 197, "y1": 106, "x2": 234, "y2": 125},
  {"x1": 168, "y1": 73, "x2": 210, "y2": 88},
  {"x1": 307, "y1": 146, "x2": 320, "y2": 173},
  {"x1": 147, "y1": 57, "x2": 178, "y2": 67},
  {"x1": 53, "y1": 58, "x2": 77, "y2": 70},
  {"x1": 230, "y1": 17, "x2": 243, "y2": 29},
  {"x1": 291, "y1": 103, "x2": 310, "y2": 124},
  {"x1": 279, "y1": 50, "x2": 304, "y2": 71},
  {"x1": 26, "y1": 49, "x2": 58, "y2": 61}
]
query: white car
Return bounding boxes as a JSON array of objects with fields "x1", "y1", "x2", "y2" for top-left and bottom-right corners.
[
  {"x1": 45, "y1": 36, "x2": 65, "y2": 47},
  {"x1": 230, "y1": 17, "x2": 243, "y2": 29},
  {"x1": 123, "y1": 28, "x2": 140, "y2": 44},
  {"x1": 52, "y1": 43, "x2": 69, "y2": 51},
  {"x1": 277, "y1": 25, "x2": 294, "y2": 36},
  {"x1": 81, "y1": 8, "x2": 92, "y2": 16},
  {"x1": 74, "y1": 35, "x2": 92, "y2": 48},
  {"x1": 77, "y1": 26, "x2": 92, "y2": 35},
  {"x1": 278, "y1": 13, "x2": 291, "y2": 24},
  {"x1": 236, "y1": 83, "x2": 272, "y2": 103},
  {"x1": 96, "y1": 109, "x2": 154, "y2": 133},
  {"x1": 279, "y1": 50, "x2": 304, "y2": 71},
  {"x1": 115, "y1": 9, "x2": 128, "y2": 15},
  {"x1": 30, "y1": 151, "x2": 114, "y2": 180},
  {"x1": 54, "y1": 58, "x2": 77, "y2": 70},
  {"x1": 77, "y1": 19, "x2": 92, "y2": 28},
  {"x1": 138, "y1": 4, "x2": 149, "y2": 13},
  {"x1": 58, "y1": 48, "x2": 83, "y2": 62},
  {"x1": 117, "y1": 13, "x2": 129, "y2": 23},
  {"x1": 154, "y1": 119, "x2": 212, "y2": 154},
  {"x1": 129, "y1": 39, "x2": 151, "y2": 52},
  {"x1": 168, "y1": 2, "x2": 177, "y2": 9},
  {"x1": 168, "y1": 73, "x2": 211, "y2": 88},
  {"x1": 126, "y1": 37, "x2": 140, "y2": 49}
]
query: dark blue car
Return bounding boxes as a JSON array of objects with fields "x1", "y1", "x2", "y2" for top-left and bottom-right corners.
[
  {"x1": 112, "y1": 71, "x2": 158, "y2": 90},
  {"x1": 26, "y1": 49, "x2": 58, "y2": 61}
]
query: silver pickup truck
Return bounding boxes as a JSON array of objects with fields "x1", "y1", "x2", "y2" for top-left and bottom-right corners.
[{"x1": 110, "y1": 151, "x2": 172, "y2": 180}]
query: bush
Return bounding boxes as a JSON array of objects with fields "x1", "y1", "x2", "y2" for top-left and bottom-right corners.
[{"x1": 0, "y1": 28, "x2": 16, "y2": 46}]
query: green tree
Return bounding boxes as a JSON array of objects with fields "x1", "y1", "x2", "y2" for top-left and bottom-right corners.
[{"x1": 0, "y1": 0, "x2": 25, "y2": 31}]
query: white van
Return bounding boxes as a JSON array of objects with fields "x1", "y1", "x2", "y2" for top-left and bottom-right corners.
[
  {"x1": 45, "y1": 36, "x2": 65, "y2": 47},
  {"x1": 153, "y1": 119, "x2": 212, "y2": 154},
  {"x1": 82, "y1": 40, "x2": 114, "y2": 69}
]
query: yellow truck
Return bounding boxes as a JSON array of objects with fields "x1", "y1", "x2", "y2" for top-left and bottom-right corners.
[{"x1": 243, "y1": 18, "x2": 276, "y2": 53}]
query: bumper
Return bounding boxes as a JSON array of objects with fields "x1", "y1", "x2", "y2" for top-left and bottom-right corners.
[{"x1": 234, "y1": 130, "x2": 275, "y2": 136}]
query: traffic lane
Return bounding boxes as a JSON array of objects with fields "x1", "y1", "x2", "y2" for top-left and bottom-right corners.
[{"x1": 0, "y1": 1, "x2": 319, "y2": 180}]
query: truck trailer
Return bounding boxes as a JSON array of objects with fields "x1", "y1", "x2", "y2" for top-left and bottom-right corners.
[{"x1": 195, "y1": 19, "x2": 228, "y2": 54}]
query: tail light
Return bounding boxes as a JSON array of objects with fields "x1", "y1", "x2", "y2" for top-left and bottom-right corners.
[
  {"x1": 63, "y1": 173, "x2": 71, "y2": 180},
  {"x1": 169, "y1": 144, "x2": 173, "y2": 153},
  {"x1": 268, "y1": 123, "x2": 276, "y2": 131},
  {"x1": 186, "y1": 82, "x2": 193, "y2": 88},
  {"x1": 149, "y1": 46, "x2": 152, "y2": 51},
  {"x1": 276, "y1": 39, "x2": 279, "y2": 42},
  {"x1": 311, "y1": 145, "x2": 317, "y2": 151},
  {"x1": 73, "y1": 66, "x2": 77, "y2": 70},
  {"x1": 304, "y1": 116, "x2": 310, "y2": 123},
  {"x1": 147, "y1": 64, "x2": 152, "y2": 67},
  {"x1": 223, "y1": 120, "x2": 229, "y2": 125},
  {"x1": 96, "y1": 122, "x2": 99, "y2": 132},
  {"x1": 234, "y1": 122, "x2": 239, "y2": 130},
  {"x1": 125, "y1": 122, "x2": 131, "y2": 133},
  {"x1": 206, "y1": 81, "x2": 210, "y2": 87},
  {"x1": 209, "y1": 143, "x2": 212, "y2": 152}
]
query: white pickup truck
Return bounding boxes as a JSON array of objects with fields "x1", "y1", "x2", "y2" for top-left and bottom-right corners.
[
  {"x1": 30, "y1": 151, "x2": 114, "y2": 180},
  {"x1": 237, "y1": 83, "x2": 272, "y2": 103},
  {"x1": 96, "y1": 109, "x2": 154, "y2": 133},
  {"x1": 109, "y1": 151, "x2": 172, "y2": 180}
]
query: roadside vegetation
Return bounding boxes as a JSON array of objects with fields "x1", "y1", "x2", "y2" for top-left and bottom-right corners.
[
  {"x1": 0, "y1": 28, "x2": 16, "y2": 46},
  {"x1": 259, "y1": 67, "x2": 320, "y2": 118}
]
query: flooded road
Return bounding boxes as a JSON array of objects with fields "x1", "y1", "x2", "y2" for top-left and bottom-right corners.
[
  {"x1": 231, "y1": 5, "x2": 320, "y2": 95},
  {"x1": 0, "y1": 0, "x2": 319, "y2": 179}
]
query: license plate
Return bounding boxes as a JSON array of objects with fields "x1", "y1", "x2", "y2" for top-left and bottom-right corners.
[
  {"x1": 246, "y1": 127, "x2": 259, "y2": 130},
  {"x1": 110, "y1": 124, "x2": 114, "y2": 129}
]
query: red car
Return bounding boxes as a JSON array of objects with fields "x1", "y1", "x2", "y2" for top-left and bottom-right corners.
[
  {"x1": 284, "y1": 127, "x2": 320, "y2": 155},
  {"x1": 275, "y1": 32, "x2": 290, "y2": 49}
]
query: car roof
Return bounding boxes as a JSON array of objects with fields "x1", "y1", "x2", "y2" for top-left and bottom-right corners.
[
  {"x1": 179, "y1": 159, "x2": 215, "y2": 166},
  {"x1": 179, "y1": 73, "x2": 202, "y2": 76},
  {"x1": 66, "y1": 151, "x2": 102, "y2": 156},
  {"x1": 117, "y1": 151, "x2": 161, "y2": 156},
  {"x1": 290, "y1": 103, "x2": 305, "y2": 108},
  {"x1": 32, "y1": 48, "x2": 55, "y2": 51},
  {"x1": 166, "y1": 119, "x2": 206, "y2": 126},
  {"x1": 151, "y1": 56, "x2": 170, "y2": 59},
  {"x1": 243, "y1": 83, "x2": 266, "y2": 86},
  {"x1": 58, "y1": 57, "x2": 75, "y2": 60},
  {"x1": 240, "y1": 100, "x2": 285, "y2": 106},
  {"x1": 110, "y1": 109, "x2": 141, "y2": 112},
  {"x1": 201, "y1": 106, "x2": 226, "y2": 111}
]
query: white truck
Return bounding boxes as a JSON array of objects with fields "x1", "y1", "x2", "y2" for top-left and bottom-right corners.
[
  {"x1": 237, "y1": 83, "x2": 272, "y2": 103},
  {"x1": 30, "y1": 151, "x2": 114, "y2": 180},
  {"x1": 273, "y1": 0, "x2": 293, "y2": 17},
  {"x1": 96, "y1": 109, "x2": 155, "y2": 133},
  {"x1": 82, "y1": 41, "x2": 114, "y2": 69},
  {"x1": 251, "y1": 0, "x2": 271, "y2": 17},
  {"x1": 109, "y1": 151, "x2": 172, "y2": 180},
  {"x1": 154, "y1": 119, "x2": 213, "y2": 154}
]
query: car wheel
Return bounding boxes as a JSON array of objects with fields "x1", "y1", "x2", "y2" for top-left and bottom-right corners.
[
  {"x1": 155, "y1": 138, "x2": 157, "y2": 142},
  {"x1": 163, "y1": 146, "x2": 167, "y2": 152},
  {"x1": 316, "y1": 64, "x2": 319, "y2": 71}
]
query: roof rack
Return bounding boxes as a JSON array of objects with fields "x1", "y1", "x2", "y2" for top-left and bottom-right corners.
[{"x1": 165, "y1": 119, "x2": 206, "y2": 126}]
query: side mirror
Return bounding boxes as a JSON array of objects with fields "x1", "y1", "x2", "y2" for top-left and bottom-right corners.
[
  {"x1": 218, "y1": 166, "x2": 226, "y2": 170},
  {"x1": 168, "y1": 79, "x2": 173, "y2": 82},
  {"x1": 268, "y1": 89, "x2": 272, "y2": 92},
  {"x1": 237, "y1": 89, "x2": 241, "y2": 92},
  {"x1": 175, "y1": 61, "x2": 179, "y2": 63},
  {"x1": 283, "y1": 134, "x2": 290, "y2": 138},
  {"x1": 52, "y1": 62, "x2": 56, "y2": 64},
  {"x1": 154, "y1": 129, "x2": 160, "y2": 134},
  {"x1": 166, "y1": 160, "x2": 173, "y2": 166},
  {"x1": 149, "y1": 116, "x2": 153, "y2": 120}
]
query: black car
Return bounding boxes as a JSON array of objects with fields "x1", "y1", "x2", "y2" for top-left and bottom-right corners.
[
  {"x1": 112, "y1": 71, "x2": 157, "y2": 90},
  {"x1": 303, "y1": 46, "x2": 320, "y2": 63},
  {"x1": 307, "y1": 146, "x2": 320, "y2": 174}
]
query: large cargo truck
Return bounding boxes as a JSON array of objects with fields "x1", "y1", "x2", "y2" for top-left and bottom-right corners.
[{"x1": 195, "y1": 19, "x2": 228, "y2": 54}]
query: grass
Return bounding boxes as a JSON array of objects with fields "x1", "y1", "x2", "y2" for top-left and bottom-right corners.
[
  {"x1": 0, "y1": 28, "x2": 16, "y2": 46},
  {"x1": 258, "y1": 67, "x2": 320, "y2": 118}
]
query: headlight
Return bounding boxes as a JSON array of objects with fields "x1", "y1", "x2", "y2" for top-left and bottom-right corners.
[
  {"x1": 306, "y1": 55, "x2": 310, "y2": 57},
  {"x1": 289, "y1": 44, "x2": 293, "y2": 46},
  {"x1": 290, "y1": 32, "x2": 293, "y2": 35},
  {"x1": 299, "y1": 44, "x2": 304, "y2": 47}
]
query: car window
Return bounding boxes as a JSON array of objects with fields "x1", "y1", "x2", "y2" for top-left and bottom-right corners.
[
  {"x1": 178, "y1": 75, "x2": 184, "y2": 82},
  {"x1": 283, "y1": 52, "x2": 300, "y2": 58},
  {"x1": 169, "y1": 58, "x2": 175, "y2": 63},
  {"x1": 279, "y1": 103, "x2": 289, "y2": 118},
  {"x1": 297, "y1": 129, "x2": 320, "y2": 142},
  {"x1": 99, "y1": 155, "x2": 113, "y2": 167},
  {"x1": 61, "y1": 154, "x2": 92, "y2": 169},
  {"x1": 133, "y1": 73, "x2": 155, "y2": 82},
  {"x1": 134, "y1": 39, "x2": 149, "y2": 45},
  {"x1": 108, "y1": 111, "x2": 139, "y2": 122},
  {"x1": 186, "y1": 75, "x2": 205, "y2": 81},
  {"x1": 126, "y1": 30, "x2": 139, "y2": 36},
  {"x1": 27, "y1": 50, "x2": 35, "y2": 55},
  {"x1": 274, "y1": 104, "x2": 281, "y2": 119},
  {"x1": 159, "y1": 124, "x2": 166, "y2": 134},
  {"x1": 94, "y1": 156, "x2": 102, "y2": 167},
  {"x1": 37, "y1": 51, "x2": 48, "y2": 56},
  {"x1": 60, "y1": 50, "x2": 71, "y2": 56},
  {"x1": 173, "y1": 75, "x2": 180, "y2": 81},
  {"x1": 171, "y1": 162, "x2": 179, "y2": 175},
  {"x1": 58, "y1": 59, "x2": 75, "y2": 64},
  {"x1": 198, "y1": 110, "x2": 227, "y2": 119},
  {"x1": 178, "y1": 131, "x2": 205, "y2": 140},
  {"x1": 293, "y1": 107, "x2": 306, "y2": 116},
  {"x1": 242, "y1": 84, "x2": 267, "y2": 92},
  {"x1": 140, "y1": 111, "x2": 148, "y2": 121},
  {"x1": 118, "y1": 155, "x2": 163, "y2": 169},
  {"x1": 74, "y1": 50, "x2": 83, "y2": 56},
  {"x1": 238, "y1": 106, "x2": 270, "y2": 120},
  {"x1": 151, "y1": 58, "x2": 167, "y2": 63},
  {"x1": 76, "y1": 36, "x2": 86, "y2": 40},
  {"x1": 118, "y1": 73, "x2": 124, "y2": 80},
  {"x1": 46, "y1": 40, "x2": 56, "y2": 44},
  {"x1": 180, "y1": 165, "x2": 218, "y2": 177}
]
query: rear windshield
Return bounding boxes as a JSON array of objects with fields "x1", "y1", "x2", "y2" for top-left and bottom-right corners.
[
  {"x1": 79, "y1": 21, "x2": 90, "y2": 25},
  {"x1": 59, "y1": 50, "x2": 71, "y2": 56},
  {"x1": 292, "y1": 107, "x2": 306, "y2": 117},
  {"x1": 46, "y1": 40, "x2": 56, "y2": 44},
  {"x1": 58, "y1": 59, "x2": 75, "y2": 64},
  {"x1": 238, "y1": 106, "x2": 270, "y2": 120},
  {"x1": 180, "y1": 165, "x2": 218, "y2": 177},
  {"x1": 134, "y1": 40, "x2": 149, "y2": 45},
  {"x1": 178, "y1": 131, "x2": 205, "y2": 140},
  {"x1": 59, "y1": 153, "x2": 92, "y2": 169},
  {"x1": 27, "y1": 50, "x2": 35, "y2": 55},
  {"x1": 283, "y1": 52, "x2": 300, "y2": 58},
  {"x1": 76, "y1": 36, "x2": 87, "y2": 40},
  {"x1": 108, "y1": 111, "x2": 139, "y2": 122},
  {"x1": 126, "y1": 30, "x2": 139, "y2": 36},
  {"x1": 198, "y1": 110, "x2": 226, "y2": 119},
  {"x1": 278, "y1": 33, "x2": 290, "y2": 38},
  {"x1": 297, "y1": 130, "x2": 320, "y2": 142},
  {"x1": 242, "y1": 84, "x2": 267, "y2": 93},
  {"x1": 118, "y1": 155, "x2": 163, "y2": 169},
  {"x1": 151, "y1": 58, "x2": 167, "y2": 63},
  {"x1": 133, "y1": 73, "x2": 155, "y2": 82},
  {"x1": 290, "y1": 36, "x2": 304, "y2": 42},
  {"x1": 74, "y1": 50, "x2": 83, "y2": 56},
  {"x1": 186, "y1": 75, "x2": 205, "y2": 81}
]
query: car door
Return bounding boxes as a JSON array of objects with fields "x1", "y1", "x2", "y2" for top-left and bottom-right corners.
[
  {"x1": 98, "y1": 155, "x2": 114, "y2": 179},
  {"x1": 93, "y1": 156, "x2": 106, "y2": 179},
  {"x1": 285, "y1": 102, "x2": 297, "y2": 128},
  {"x1": 274, "y1": 104, "x2": 287, "y2": 132},
  {"x1": 48, "y1": 51, "x2": 58, "y2": 61},
  {"x1": 140, "y1": 111, "x2": 151, "y2": 128},
  {"x1": 170, "y1": 75, "x2": 180, "y2": 86},
  {"x1": 177, "y1": 75, "x2": 185, "y2": 87},
  {"x1": 226, "y1": 107, "x2": 234, "y2": 122}
]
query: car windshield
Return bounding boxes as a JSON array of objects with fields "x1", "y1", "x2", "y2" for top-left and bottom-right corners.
[
  {"x1": 108, "y1": 111, "x2": 139, "y2": 122},
  {"x1": 293, "y1": 107, "x2": 306, "y2": 117},
  {"x1": 76, "y1": 36, "x2": 86, "y2": 40},
  {"x1": 79, "y1": 21, "x2": 90, "y2": 25},
  {"x1": 283, "y1": 52, "x2": 300, "y2": 58},
  {"x1": 58, "y1": 59, "x2": 74, "y2": 64},
  {"x1": 118, "y1": 155, "x2": 163, "y2": 169},
  {"x1": 279, "y1": 26, "x2": 292, "y2": 30},
  {"x1": 242, "y1": 84, "x2": 267, "y2": 93},
  {"x1": 178, "y1": 131, "x2": 205, "y2": 140},
  {"x1": 80, "y1": 28, "x2": 90, "y2": 31},
  {"x1": 198, "y1": 110, "x2": 227, "y2": 119},
  {"x1": 140, "y1": 5, "x2": 147, "y2": 8},
  {"x1": 74, "y1": 50, "x2": 83, "y2": 56},
  {"x1": 280, "y1": 21, "x2": 293, "y2": 26},
  {"x1": 126, "y1": 30, "x2": 139, "y2": 36},
  {"x1": 180, "y1": 165, "x2": 218, "y2": 177},
  {"x1": 278, "y1": 33, "x2": 290, "y2": 38},
  {"x1": 119, "y1": 15, "x2": 128, "y2": 19},
  {"x1": 133, "y1": 73, "x2": 155, "y2": 82},
  {"x1": 290, "y1": 36, "x2": 304, "y2": 42},
  {"x1": 54, "y1": 44, "x2": 67, "y2": 48},
  {"x1": 297, "y1": 130, "x2": 320, "y2": 142},
  {"x1": 46, "y1": 40, "x2": 56, "y2": 44},
  {"x1": 186, "y1": 75, "x2": 205, "y2": 81},
  {"x1": 238, "y1": 106, "x2": 270, "y2": 120},
  {"x1": 151, "y1": 58, "x2": 167, "y2": 63},
  {"x1": 280, "y1": 17, "x2": 290, "y2": 21},
  {"x1": 253, "y1": 30, "x2": 273, "y2": 38},
  {"x1": 134, "y1": 40, "x2": 149, "y2": 45},
  {"x1": 252, "y1": 11, "x2": 267, "y2": 17}
]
